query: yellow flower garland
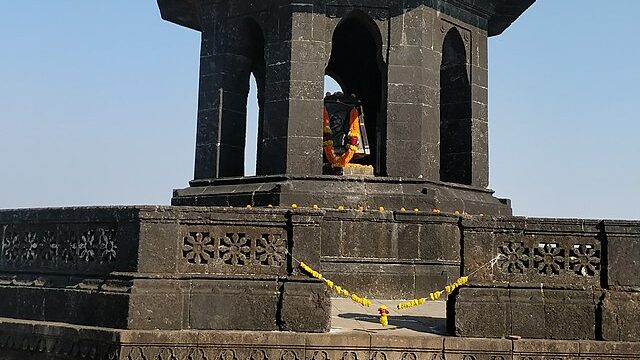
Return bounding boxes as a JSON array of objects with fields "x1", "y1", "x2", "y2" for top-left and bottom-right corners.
[
  {"x1": 299, "y1": 262, "x2": 371, "y2": 307},
  {"x1": 293, "y1": 252, "x2": 503, "y2": 328},
  {"x1": 396, "y1": 276, "x2": 469, "y2": 310}
]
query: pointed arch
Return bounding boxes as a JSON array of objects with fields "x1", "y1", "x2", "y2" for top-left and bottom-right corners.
[
  {"x1": 440, "y1": 27, "x2": 472, "y2": 185},
  {"x1": 325, "y1": 10, "x2": 387, "y2": 174},
  {"x1": 236, "y1": 17, "x2": 267, "y2": 176}
]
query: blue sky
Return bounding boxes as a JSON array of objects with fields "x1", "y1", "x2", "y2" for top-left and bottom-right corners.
[{"x1": 0, "y1": 1, "x2": 638, "y2": 220}]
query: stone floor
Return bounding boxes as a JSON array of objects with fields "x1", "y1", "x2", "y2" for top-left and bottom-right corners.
[{"x1": 330, "y1": 298, "x2": 447, "y2": 335}]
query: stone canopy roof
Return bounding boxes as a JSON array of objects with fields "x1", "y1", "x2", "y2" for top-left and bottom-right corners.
[{"x1": 157, "y1": 0, "x2": 535, "y2": 37}]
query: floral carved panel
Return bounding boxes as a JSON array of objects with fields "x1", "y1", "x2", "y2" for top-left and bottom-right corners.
[
  {"x1": 494, "y1": 234, "x2": 601, "y2": 285},
  {"x1": 179, "y1": 227, "x2": 288, "y2": 275},
  {"x1": 0, "y1": 224, "x2": 118, "y2": 272}
]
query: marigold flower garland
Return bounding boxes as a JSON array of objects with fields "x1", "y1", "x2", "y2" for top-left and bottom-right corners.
[
  {"x1": 296, "y1": 252, "x2": 502, "y2": 328},
  {"x1": 298, "y1": 262, "x2": 372, "y2": 307},
  {"x1": 322, "y1": 105, "x2": 360, "y2": 168},
  {"x1": 396, "y1": 276, "x2": 469, "y2": 310}
]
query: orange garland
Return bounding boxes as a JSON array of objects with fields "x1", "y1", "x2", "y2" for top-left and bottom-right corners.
[{"x1": 323, "y1": 105, "x2": 360, "y2": 167}]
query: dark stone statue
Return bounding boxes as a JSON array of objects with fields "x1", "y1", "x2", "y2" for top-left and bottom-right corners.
[{"x1": 323, "y1": 92, "x2": 370, "y2": 158}]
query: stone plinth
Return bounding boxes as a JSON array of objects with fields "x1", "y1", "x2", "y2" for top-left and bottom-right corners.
[{"x1": 172, "y1": 176, "x2": 512, "y2": 216}]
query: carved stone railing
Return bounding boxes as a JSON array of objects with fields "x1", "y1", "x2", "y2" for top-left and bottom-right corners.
[
  {"x1": 450, "y1": 216, "x2": 640, "y2": 341},
  {"x1": 1, "y1": 225, "x2": 120, "y2": 272},
  {"x1": 179, "y1": 228, "x2": 288, "y2": 275},
  {"x1": 0, "y1": 206, "x2": 328, "y2": 332}
]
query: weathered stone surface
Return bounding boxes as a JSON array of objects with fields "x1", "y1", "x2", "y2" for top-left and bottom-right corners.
[
  {"x1": 280, "y1": 280, "x2": 331, "y2": 333},
  {"x1": 449, "y1": 287, "x2": 511, "y2": 338},
  {"x1": 190, "y1": 279, "x2": 280, "y2": 331},
  {"x1": 443, "y1": 337, "x2": 512, "y2": 360},
  {"x1": 452, "y1": 287, "x2": 599, "y2": 340},
  {"x1": 601, "y1": 290, "x2": 640, "y2": 342},
  {"x1": 318, "y1": 211, "x2": 461, "y2": 299},
  {"x1": 513, "y1": 338, "x2": 580, "y2": 359},
  {"x1": 602, "y1": 220, "x2": 640, "y2": 289},
  {"x1": 543, "y1": 289, "x2": 598, "y2": 340},
  {"x1": 370, "y1": 333, "x2": 444, "y2": 360}
]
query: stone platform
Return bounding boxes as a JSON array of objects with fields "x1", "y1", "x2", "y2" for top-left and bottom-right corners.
[
  {"x1": 171, "y1": 175, "x2": 512, "y2": 217},
  {"x1": 0, "y1": 205, "x2": 466, "y2": 334},
  {"x1": 2, "y1": 205, "x2": 639, "y2": 350},
  {"x1": 0, "y1": 206, "x2": 331, "y2": 333},
  {"x1": 1, "y1": 299, "x2": 639, "y2": 360}
]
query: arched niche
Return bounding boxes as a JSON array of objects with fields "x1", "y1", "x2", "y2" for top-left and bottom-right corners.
[
  {"x1": 439, "y1": 27, "x2": 472, "y2": 185},
  {"x1": 325, "y1": 11, "x2": 386, "y2": 174},
  {"x1": 235, "y1": 17, "x2": 266, "y2": 177}
]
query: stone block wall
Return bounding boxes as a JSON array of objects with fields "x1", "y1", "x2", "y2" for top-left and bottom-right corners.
[
  {"x1": 320, "y1": 210, "x2": 461, "y2": 299},
  {"x1": 0, "y1": 206, "x2": 330, "y2": 332},
  {"x1": 449, "y1": 217, "x2": 640, "y2": 341}
]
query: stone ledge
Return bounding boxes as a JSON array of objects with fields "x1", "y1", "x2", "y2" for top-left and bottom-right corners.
[
  {"x1": 173, "y1": 177, "x2": 512, "y2": 216},
  {"x1": 1, "y1": 317, "x2": 639, "y2": 360}
]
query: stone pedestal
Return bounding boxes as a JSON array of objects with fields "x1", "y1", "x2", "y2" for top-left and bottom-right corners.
[
  {"x1": 172, "y1": 176, "x2": 512, "y2": 216},
  {"x1": 323, "y1": 164, "x2": 375, "y2": 176}
]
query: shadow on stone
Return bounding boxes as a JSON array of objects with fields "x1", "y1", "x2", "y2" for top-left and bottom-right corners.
[{"x1": 338, "y1": 312, "x2": 446, "y2": 334}]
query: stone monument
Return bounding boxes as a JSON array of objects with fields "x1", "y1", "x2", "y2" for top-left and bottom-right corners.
[
  {"x1": 2, "y1": 1, "x2": 640, "y2": 359},
  {"x1": 160, "y1": 0, "x2": 530, "y2": 216}
]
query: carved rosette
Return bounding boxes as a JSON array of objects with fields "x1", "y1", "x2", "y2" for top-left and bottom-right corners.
[
  {"x1": 0, "y1": 225, "x2": 118, "y2": 271},
  {"x1": 180, "y1": 227, "x2": 288, "y2": 275},
  {"x1": 494, "y1": 237, "x2": 601, "y2": 285}
]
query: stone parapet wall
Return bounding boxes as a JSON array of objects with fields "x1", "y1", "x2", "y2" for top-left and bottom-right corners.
[
  {"x1": 0, "y1": 206, "x2": 330, "y2": 332},
  {"x1": 320, "y1": 210, "x2": 461, "y2": 299},
  {"x1": 0, "y1": 206, "x2": 466, "y2": 329},
  {"x1": 450, "y1": 217, "x2": 640, "y2": 341},
  {"x1": 0, "y1": 206, "x2": 324, "y2": 276},
  {"x1": 0, "y1": 317, "x2": 638, "y2": 360}
]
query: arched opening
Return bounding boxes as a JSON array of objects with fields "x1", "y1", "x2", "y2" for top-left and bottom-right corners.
[
  {"x1": 245, "y1": 74, "x2": 259, "y2": 176},
  {"x1": 325, "y1": 12, "x2": 386, "y2": 174},
  {"x1": 440, "y1": 28, "x2": 472, "y2": 185},
  {"x1": 237, "y1": 18, "x2": 266, "y2": 177},
  {"x1": 324, "y1": 75, "x2": 342, "y2": 94}
]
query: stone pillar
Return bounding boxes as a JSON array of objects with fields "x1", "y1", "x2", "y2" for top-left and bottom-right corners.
[
  {"x1": 386, "y1": 6, "x2": 436, "y2": 178},
  {"x1": 195, "y1": 2, "x2": 253, "y2": 179},
  {"x1": 260, "y1": 4, "x2": 325, "y2": 176},
  {"x1": 194, "y1": 2, "x2": 328, "y2": 179},
  {"x1": 469, "y1": 29, "x2": 490, "y2": 188}
]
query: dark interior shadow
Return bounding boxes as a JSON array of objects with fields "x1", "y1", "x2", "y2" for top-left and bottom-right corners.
[{"x1": 338, "y1": 313, "x2": 447, "y2": 335}]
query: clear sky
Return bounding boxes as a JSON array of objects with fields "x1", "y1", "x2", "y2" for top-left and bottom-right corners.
[{"x1": 1, "y1": 1, "x2": 638, "y2": 220}]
